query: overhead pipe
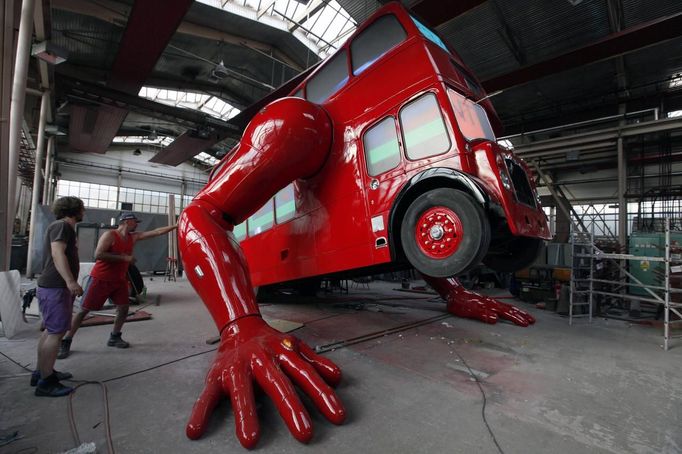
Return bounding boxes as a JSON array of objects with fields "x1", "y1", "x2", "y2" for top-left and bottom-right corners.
[
  {"x1": 4, "y1": 0, "x2": 36, "y2": 271},
  {"x1": 501, "y1": 108, "x2": 660, "y2": 141},
  {"x1": 26, "y1": 90, "x2": 49, "y2": 278}
]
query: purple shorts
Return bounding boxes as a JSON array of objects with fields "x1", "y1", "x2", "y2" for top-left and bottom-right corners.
[{"x1": 37, "y1": 287, "x2": 75, "y2": 334}]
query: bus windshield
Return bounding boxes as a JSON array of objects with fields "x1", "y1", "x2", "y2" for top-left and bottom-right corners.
[{"x1": 448, "y1": 88, "x2": 496, "y2": 142}]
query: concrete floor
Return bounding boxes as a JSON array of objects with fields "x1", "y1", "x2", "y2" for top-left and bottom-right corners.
[{"x1": 1, "y1": 277, "x2": 681, "y2": 454}]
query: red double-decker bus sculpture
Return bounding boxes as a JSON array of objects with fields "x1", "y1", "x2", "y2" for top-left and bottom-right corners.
[{"x1": 178, "y1": 2, "x2": 551, "y2": 448}]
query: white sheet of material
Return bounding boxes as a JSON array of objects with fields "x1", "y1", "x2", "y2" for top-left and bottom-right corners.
[{"x1": 0, "y1": 270, "x2": 26, "y2": 338}]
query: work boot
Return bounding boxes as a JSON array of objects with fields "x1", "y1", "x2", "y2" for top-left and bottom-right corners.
[
  {"x1": 107, "y1": 332, "x2": 130, "y2": 348},
  {"x1": 30, "y1": 369, "x2": 73, "y2": 387},
  {"x1": 34, "y1": 373, "x2": 74, "y2": 397},
  {"x1": 57, "y1": 338, "x2": 72, "y2": 359}
]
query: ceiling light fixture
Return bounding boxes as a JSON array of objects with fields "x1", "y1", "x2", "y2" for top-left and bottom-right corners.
[{"x1": 212, "y1": 60, "x2": 229, "y2": 80}]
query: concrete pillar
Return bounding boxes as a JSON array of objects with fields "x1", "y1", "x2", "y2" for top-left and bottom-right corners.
[{"x1": 4, "y1": 0, "x2": 35, "y2": 271}]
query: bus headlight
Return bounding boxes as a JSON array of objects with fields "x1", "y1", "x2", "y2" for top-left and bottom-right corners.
[
  {"x1": 499, "y1": 170, "x2": 512, "y2": 190},
  {"x1": 496, "y1": 155, "x2": 512, "y2": 190}
]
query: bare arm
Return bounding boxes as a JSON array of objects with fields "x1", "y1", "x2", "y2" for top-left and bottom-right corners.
[
  {"x1": 132, "y1": 224, "x2": 178, "y2": 242},
  {"x1": 51, "y1": 241, "x2": 83, "y2": 296},
  {"x1": 95, "y1": 231, "x2": 134, "y2": 263}
]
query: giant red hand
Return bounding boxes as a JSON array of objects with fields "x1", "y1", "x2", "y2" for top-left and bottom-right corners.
[
  {"x1": 186, "y1": 315, "x2": 346, "y2": 449},
  {"x1": 422, "y1": 275, "x2": 535, "y2": 327}
]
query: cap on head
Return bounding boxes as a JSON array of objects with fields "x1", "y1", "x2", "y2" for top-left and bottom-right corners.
[{"x1": 118, "y1": 211, "x2": 139, "y2": 224}]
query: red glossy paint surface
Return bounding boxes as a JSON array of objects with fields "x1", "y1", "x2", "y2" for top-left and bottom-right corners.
[
  {"x1": 178, "y1": 2, "x2": 546, "y2": 448},
  {"x1": 185, "y1": 316, "x2": 345, "y2": 449},
  {"x1": 423, "y1": 275, "x2": 536, "y2": 326},
  {"x1": 415, "y1": 206, "x2": 463, "y2": 259},
  {"x1": 234, "y1": 3, "x2": 549, "y2": 288}
]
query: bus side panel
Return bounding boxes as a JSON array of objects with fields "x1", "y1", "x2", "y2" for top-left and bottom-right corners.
[{"x1": 243, "y1": 214, "x2": 318, "y2": 287}]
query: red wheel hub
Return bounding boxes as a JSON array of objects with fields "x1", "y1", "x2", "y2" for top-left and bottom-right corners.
[{"x1": 415, "y1": 206, "x2": 463, "y2": 259}]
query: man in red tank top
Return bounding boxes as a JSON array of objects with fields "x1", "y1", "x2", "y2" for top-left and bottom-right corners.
[{"x1": 57, "y1": 212, "x2": 177, "y2": 358}]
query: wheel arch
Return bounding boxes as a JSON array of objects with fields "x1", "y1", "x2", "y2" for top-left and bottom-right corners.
[{"x1": 388, "y1": 168, "x2": 491, "y2": 262}]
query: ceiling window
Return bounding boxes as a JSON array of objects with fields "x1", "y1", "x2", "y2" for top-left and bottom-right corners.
[{"x1": 198, "y1": 0, "x2": 356, "y2": 58}]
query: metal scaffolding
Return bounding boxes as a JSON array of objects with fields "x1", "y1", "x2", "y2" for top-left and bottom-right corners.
[{"x1": 570, "y1": 219, "x2": 682, "y2": 350}]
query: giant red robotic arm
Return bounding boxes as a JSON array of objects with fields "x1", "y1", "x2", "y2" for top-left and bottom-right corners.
[{"x1": 178, "y1": 98, "x2": 345, "y2": 448}]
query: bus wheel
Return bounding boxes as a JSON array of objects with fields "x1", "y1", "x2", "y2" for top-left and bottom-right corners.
[
  {"x1": 401, "y1": 188, "x2": 490, "y2": 278},
  {"x1": 483, "y1": 237, "x2": 544, "y2": 272}
]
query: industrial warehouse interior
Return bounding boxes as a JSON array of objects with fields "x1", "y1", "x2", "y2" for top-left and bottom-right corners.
[{"x1": 1, "y1": 0, "x2": 681, "y2": 453}]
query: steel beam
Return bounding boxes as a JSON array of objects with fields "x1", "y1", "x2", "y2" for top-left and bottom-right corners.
[
  {"x1": 483, "y1": 12, "x2": 682, "y2": 92},
  {"x1": 409, "y1": 0, "x2": 487, "y2": 27}
]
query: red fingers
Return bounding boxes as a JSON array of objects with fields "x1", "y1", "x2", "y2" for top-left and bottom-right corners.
[
  {"x1": 278, "y1": 350, "x2": 346, "y2": 425},
  {"x1": 251, "y1": 353, "x2": 314, "y2": 444},
  {"x1": 298, "y1": 342, "x2": 343, "y2": 387},
  {"x1": 222, "y1": 367, "x2": 260, "y2": 449},
  {"x1": 186, "y1": 372, "x2": 223, "y2": 440}
]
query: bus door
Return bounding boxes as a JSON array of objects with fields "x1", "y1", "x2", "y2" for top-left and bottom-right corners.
[{"x1": 360, "y1": 115, "x2": 406, "y2": 261}]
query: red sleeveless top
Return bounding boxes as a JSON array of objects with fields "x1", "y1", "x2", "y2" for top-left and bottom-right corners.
[{"x1": 90, "y1": 231, "x2": 134, "y2": 282}]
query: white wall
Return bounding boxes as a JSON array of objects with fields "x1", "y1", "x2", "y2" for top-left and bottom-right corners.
[{"x1": 58, "y1": 148, "x2": 209, "y2": 195}]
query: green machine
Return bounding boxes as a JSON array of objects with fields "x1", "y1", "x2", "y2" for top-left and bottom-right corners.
[{"x1": 628, "y1": 231, "x2": 682, "y2": 296}]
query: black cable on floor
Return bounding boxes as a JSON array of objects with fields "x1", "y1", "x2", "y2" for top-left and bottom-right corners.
[
  {"x1": 312, "y1": 315, "x2": 505, "y2": 454},
  {"x1": 101, "y1": 347, "x2": 217, "y2": 383},
  {"x1": 0, "y1": 349, "x2": 32, "y2": 372}
]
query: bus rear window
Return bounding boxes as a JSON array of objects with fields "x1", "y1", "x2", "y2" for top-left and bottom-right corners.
[
  {"x1": 364, "y1": 117, "x2": 401, "y2": 176},
  {"x1": 351, "y1": 14, "x2": 406, "y2": 76},
  {"x1": 400, "y1": 92, "x2": 451, "y2": 160},
  {"x1": 448, "y1": 88, "x2": 495, "y2": 142},
  {"x1": 306, "y1": 49, "x2": 349, "y2": 104}
]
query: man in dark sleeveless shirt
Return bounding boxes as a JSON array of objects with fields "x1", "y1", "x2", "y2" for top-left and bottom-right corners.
[
  {"x1": 34, "y1": 197, "x2": 84, "y2": 397},
  {"x1": 57, "y1": 212, "x2": 177, "y2": 358}
]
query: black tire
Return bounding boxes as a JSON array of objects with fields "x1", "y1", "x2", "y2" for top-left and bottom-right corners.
[
  {"x1": 127, "y1": 264, "x2": 144, "y2": 296},
  {"x1": 400, "y1": 188, "x2": 490, "y2": 278},
  {"x1": 483, "y1": 236, "x2": 544, "y2": 272}
]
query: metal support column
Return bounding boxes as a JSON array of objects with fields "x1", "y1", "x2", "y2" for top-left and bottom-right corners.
[
  {"x1": 0, "y1": 0, "x2": 15, "y2": 270},
  {"x1": 664, "y1": 219, "x2": 671, "y2": 351},
  {"x1": 42, "y1": 136, "x2": 53, "y2": 203},
  {"x1": 5, "y1": 0, "x2": 36, "y2": 271},
  {"x1": 115, "y1": 170, "x2": 122, "y2": 208},
  {"x1": 26, "y1": 90, "x2": 49, "y2": 277}
]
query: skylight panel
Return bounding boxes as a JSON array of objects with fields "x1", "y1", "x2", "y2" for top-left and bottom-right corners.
[
  {"x1": 139, "y1": 87, "x2": 241, "y2": 121},
  {"x1": 197, "y1": 0, "x2": 356, "y2": 57}
]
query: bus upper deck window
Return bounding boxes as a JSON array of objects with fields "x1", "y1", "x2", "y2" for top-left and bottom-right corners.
[
  {"x1": 447, "y1": 88, "x2": 496, "y2": 142},
  {"x1": 306, "y1": 49, "x2": 349, "y2": 104},
  {"x1": 410, "y1": 15, "x2": 450, "y2": 54},
  {"x1": 291, "y1": 88, "x2": 304, "y2": 99},
  {"x1": 400, "y1": 92, "x2": 451, "y2": 160},
  {"x1": 364, "y1": 117, "x2": 401, "y2": 176},
  {"x1": 351, "y1": 15, "x2": 407, "y2": 76}
]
